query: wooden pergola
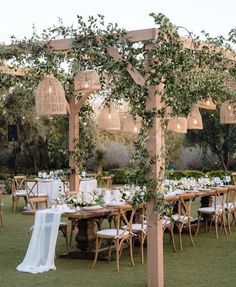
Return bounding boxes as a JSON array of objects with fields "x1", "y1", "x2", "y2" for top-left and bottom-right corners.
[{"x1": 1, "y1": 27, "x2": 236, "y2": 287}]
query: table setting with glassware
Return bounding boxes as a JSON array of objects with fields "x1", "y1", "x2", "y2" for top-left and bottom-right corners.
[{"x1": 16, "y1": 185, "x2": 145, "y2": 273}]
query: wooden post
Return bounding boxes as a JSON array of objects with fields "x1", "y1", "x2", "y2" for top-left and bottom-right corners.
[
  {"x1": 146, "y1": 85, "x2": 165, "y2": 287},
  {"x1": 69, "y1": 96, "x2": 80, "y2": 192}
]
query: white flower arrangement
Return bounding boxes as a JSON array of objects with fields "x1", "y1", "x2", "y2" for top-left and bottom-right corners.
[
  {"x1": 120, "y1": 185, "x2": 147, "y2": 207},
  {"x1": 55, "y1": 190, "x2": 104, "y2": 208}
]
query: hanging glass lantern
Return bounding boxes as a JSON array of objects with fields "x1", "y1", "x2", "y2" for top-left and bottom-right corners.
[
  {"x1": 35, "y1": 74, "x2": 67, "y2": 115},
  {"x1": 96, "y1": 103, "x2": 121, "y2": 131},
  {"x1": 74, "y1": 69, "x2": 100, "y2": 93},
  {"x1": 197, "y1": 97, "x2": 216, "y2": 110},
  {"x1": 123, "y1": 115, "x2": 142, "y2": 134},
  {"x1": 187, "y1": 104, "x2": 203, "y2": 129},
  {"x1": 220, "y1": 100, "x2": 236, "y2": 124},
  {"x1": 167, "y1": 117, "x2": 187, "y2": 134}
]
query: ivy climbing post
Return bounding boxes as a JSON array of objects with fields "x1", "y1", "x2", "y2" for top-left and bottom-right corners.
[{"x1": 146, "y1": 84, "x2": 165, "y2": 287}]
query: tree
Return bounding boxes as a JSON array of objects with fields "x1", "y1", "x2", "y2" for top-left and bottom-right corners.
[{"x1": 186, "y1": 109, "x2": 236, "y2": 170}]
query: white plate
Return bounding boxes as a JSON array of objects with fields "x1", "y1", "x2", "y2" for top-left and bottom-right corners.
[
  {"x1": 82, "y1": 205, "x2": 103, "y2": 211},
  {"x1": 106, "y1": 202, "x2": 126, "y2": 207}
]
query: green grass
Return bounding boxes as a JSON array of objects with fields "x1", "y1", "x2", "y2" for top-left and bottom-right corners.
[{"x1": 1, "y1": 195, "x2": 236, "y2": 287}]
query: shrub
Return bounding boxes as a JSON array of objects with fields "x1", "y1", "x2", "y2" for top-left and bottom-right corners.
[{"x1": 206, "y1": 170, "x2": 231, "y2": 179}]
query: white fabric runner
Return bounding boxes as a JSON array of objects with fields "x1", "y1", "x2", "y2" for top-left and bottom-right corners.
[{"x1": 16, "y1": 209, "x2": 62, "y2": 274}]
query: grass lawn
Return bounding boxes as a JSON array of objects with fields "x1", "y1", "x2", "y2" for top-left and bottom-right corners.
[{"x1": 1, "y1": 194, "x2": 236, "y2": 287}]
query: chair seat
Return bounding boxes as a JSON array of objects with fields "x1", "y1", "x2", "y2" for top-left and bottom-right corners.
[
  {"x1": 15, "y1": 190, "x2": 27, "y2": 196},
  {"x1": 162, "y1": 219, "x2": 171, "y2": 226},
  {"x1": 122, "y1": 223, "x2": 147, "y2": 232},
  {"x1": 59, "y1": 222, "x2": 68, "y2": 226},
  {"x1": 97, "y1": 229, "x2": 129, "y2": 238},
  {"x1": 225, "y1": 202, "x2": 236, "y2": 210},
  {"x1": 198, "y1": 206, "x2": 224, "y2": 214},
  {"x1": 172, "y1": 214, "x2": 193, "y2": 223}
]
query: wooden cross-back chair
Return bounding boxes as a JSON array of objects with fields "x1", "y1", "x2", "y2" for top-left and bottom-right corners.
[
  {"x1": 195, "y1": 188, "x2": 228, "y2": 239},
  {"x1": 92, "y1": 205, "x2": 135, "y2": 272},
  {"x1": 100, "y1": 176, "x2": 113, "y2": 189},
  {"x1": 172, "y1": 194, "x2": 194, "y2": 250},
  {"x1": 9, "y1": 176, "x2": 28, "y2": 212},
  {"x1": 225, "y1": 186, "x2": 236, "y2": 233},
  {"x1": 123, "y1": 203, "x2": 147, "y2": 264},
  {"x1": 24, "y1": 179, "x2": 49, "y2": 211}
]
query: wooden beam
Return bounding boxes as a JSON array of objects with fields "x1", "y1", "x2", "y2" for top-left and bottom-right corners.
[
  {"x1": 106, "y1": 46, "x2": 145, "y2": 86},
  {"x1": 0, "y1": 65, "x2": 25, "y2": 76},
  {"x1": 146, "y1": 84, "x2": 165, "y2": 287},
  {"x1": 75, "y1": 92, "x2": 91, "y2": 113}
]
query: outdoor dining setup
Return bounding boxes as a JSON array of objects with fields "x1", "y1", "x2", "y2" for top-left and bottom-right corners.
[
  {"x1": 2, "y1": 12, "x2": 236, "y2": 287},
  {"x1": 9, "y1": 172, "x2": 236, "y2": 275}
]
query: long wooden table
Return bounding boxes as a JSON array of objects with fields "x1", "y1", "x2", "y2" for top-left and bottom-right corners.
[{"x1": 61, "y1": 205, "x2": 126, "y2": 259}]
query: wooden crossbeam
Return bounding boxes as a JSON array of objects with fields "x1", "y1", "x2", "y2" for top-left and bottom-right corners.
[
  {"x1": 106, "y1": 46, "x2": 145, "y2": 86},
  {"x1": 0, "y1": 65, "x2": 25, "y2": 76}
]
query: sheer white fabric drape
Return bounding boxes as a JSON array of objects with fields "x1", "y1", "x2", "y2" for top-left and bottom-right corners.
[{"x1": 17, "y1": 210, "x2": 61, "y2": 274}]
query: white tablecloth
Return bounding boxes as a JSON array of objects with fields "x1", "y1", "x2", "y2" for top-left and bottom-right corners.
[
  {"x1": 16, "y1": 209, "x2": 61, "y2": 274},
  {"x1": 28, "y1": 179, "x2": 97, "y2": 206},
  {"x1": 28, "y1": 180, "x2": 64, "y2": 206}
]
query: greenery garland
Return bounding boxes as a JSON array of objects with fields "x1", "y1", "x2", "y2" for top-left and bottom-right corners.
[{"x1": 1, "y1": 13, "x2": 236, "y2": 213}]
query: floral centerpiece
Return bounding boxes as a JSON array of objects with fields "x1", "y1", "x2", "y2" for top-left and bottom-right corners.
[
  {"x1": 119, "y1": 185, "x2": 147, "y2": 207},
  {"x1": 55, "y1": 190, "x2": 104, "y2": 208}
]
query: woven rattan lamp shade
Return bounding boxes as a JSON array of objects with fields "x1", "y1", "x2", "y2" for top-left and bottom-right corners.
[
  {"x1": 187, "y1": 104, "x2": 203, "y2": 129},
  {"x1": 97, "y1": 103, "x2": 121, "y2": 131},
  {"x1": 35, "y1": 74, "x2": 67, "y2": 115},
  {"x1": 123, "y1": 115, "x2": 142, "y2": 134},
  {"x1": 167, "y1": 117, "x2": 187, "y2": 134},
  {"x1": 74, "y1": 70, "x2": 100, "y2": 93},
  {"x1": 197, "y1": 97, "x2": 216, "y2": 110},
  {"x1": 220, "y1": 100, "x2": 236, "y2": 124}
]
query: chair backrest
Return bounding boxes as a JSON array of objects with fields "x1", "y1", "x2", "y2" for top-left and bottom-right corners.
[
  {"x1": 8, "y1": 178, "x2": 16, "y2": 195},
  {"x1": 115, "y1": 205, "x2": 135, "y2": 237},
  {"x1": 231, "y1": 172, "x2": 236, "y2": 185},
  {"x1": 213, "y1": 187, "x2": 227, "y2": 212},
  {"x1": 13, "y1": 176, "x2": 26, "y2": 190},
  {"x1": 226, "y1": 186, "x2": 236, "y2": 210},
  {"x1": 100, "y1": 176, "x2": 113, "y2": 189},
  {"x1": 28, "y1": 196, "x2": 48, "y2": 211},
  {"x1": 177, "y1": 194, "x2": 193, "y2": 218},
  {"x1": 0, "y1": 190, "x2": 3, "y2": 212},
  {"x1": 25, "y1": 179, "x2": 39, "y2": 197}
]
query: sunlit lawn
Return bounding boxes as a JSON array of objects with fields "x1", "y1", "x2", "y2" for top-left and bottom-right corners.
[{"x1": 1, "y1": 194, "x2": 236, "y2": 287}]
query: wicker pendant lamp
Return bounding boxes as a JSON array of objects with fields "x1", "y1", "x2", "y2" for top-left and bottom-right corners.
[
  {"x1": 187, "y1": 104, "x2": 203, "y2": 129},
  {"x1": 74, "y1": 69, "x2": 100, "y2": 93},
  {"x1": 220, "y1": 100, "x2": 236, "y2": 124},
  {"x1": 123, "y1": 115, "x2": 142, "y2": 134},
  {"x1": 96, "y1": 103, "x2": 121, "y2": 131},
  {"x1": 35, "y1": 74, "x2": 67, "y2": 115},
  {"x1": 197, "y1": 97, "x2": 216, "y2": 110},
  {"x1": 167, "y1": 117, "x2": 187, "y2": 134}
]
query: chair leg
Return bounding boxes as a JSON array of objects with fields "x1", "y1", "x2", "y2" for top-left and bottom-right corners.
[
  {"x1": 227, "y1": 212, "x2": 231, "y2": 234},
  {"x1": 195, "y1": 213, "x2": 201, "y2": 236},
  {"x1": 140, "y1": 233, "x2": 145, "y2": 263},
  {"x1": 115, "y1": 240, "x2": 120, "y2": 272},
  {"x1": 215, "y1": 216, "x2": 218, "y2": 239},
  {"x1": 169, "y1": 227, "x2": 177, "y2": 252},
  {"x1": 222, "y1": 214, "x2": 228, "y2": 236},
  {"x1": 178, "y1": 224, "x2": 183, "y2": 251},
  {"x1": 129, "y1": 237, "x2": 135, "y2": 267},
  {"x1": 92, "y1": 237, "x2": 102, "y2": 268},
  {"x1": 188, "y1": 222, "x2": 194, "y2": 247}
]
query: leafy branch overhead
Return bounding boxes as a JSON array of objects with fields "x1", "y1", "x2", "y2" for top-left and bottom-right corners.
[{"x1": 0, "y1": 13, "x2": 236, "y2": 209}]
